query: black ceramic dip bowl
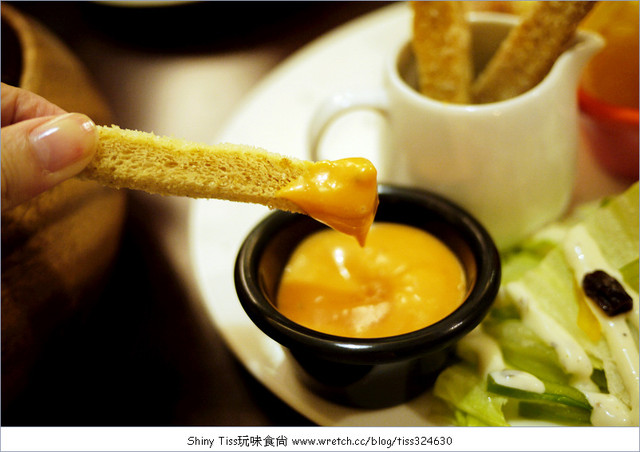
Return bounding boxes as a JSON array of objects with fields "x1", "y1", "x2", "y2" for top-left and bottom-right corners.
[{"x1": 234, "y1": 184, "x2": 500, "y2": 408}]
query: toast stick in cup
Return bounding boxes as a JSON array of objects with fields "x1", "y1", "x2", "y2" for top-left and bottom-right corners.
[
  {"x1": 80, "y1": 125, "x2": 378, "y2": 243},
  {"x1": 471, "y1": 1, "x2": 597, "y2": 103},
  {"x1": 411, "y1": 1, "x2": 472, "y2": 104}
]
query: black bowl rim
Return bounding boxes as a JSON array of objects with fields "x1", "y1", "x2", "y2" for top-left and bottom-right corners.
[{"x1": 234, "y1": 184, "x2": 501, "y2": 364}]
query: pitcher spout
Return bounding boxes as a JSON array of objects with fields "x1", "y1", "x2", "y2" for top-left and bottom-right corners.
[{"x1": 558, "y1": 29, "x2": 606, "y2": 80}]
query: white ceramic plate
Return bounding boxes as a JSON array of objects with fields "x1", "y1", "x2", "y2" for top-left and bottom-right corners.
[
  {"x1": 189, "y1": 2, "x2": 598, "y2": 426},
  {"x1": 188, "y1": 3, "x2": 461, "y2": 426}
]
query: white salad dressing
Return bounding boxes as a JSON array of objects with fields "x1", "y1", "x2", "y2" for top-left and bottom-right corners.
[
  {"x1": 567, "y1": 226, "x2": 639, "y2": 328},
  {"x1": 563, "y1": 224, "x2": 640, "y2": 424},
  {"x1": 490, "y1": 370, "x2": 546, "y2": 394},
  {"x1": 505, "y1": 280, "x2": 637, "y2": 426},
  {"x1": 456, "y1": 326, "x2": 505, "y2": 376},
  {"x1": 584, "y1": 392, "x2": 635, "y2": 426},
  {"x1": 505, "y1": 282, "x2": 593, "y2": 379}
]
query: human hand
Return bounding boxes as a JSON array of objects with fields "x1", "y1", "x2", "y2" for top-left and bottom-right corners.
[{"x1": 1, "y1": 83, "x2": 98, "y2": 211}]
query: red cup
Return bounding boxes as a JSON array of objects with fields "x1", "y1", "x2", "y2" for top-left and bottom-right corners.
[{"x1": 578, "y1": 87, "x2": 639, "y2": 180}]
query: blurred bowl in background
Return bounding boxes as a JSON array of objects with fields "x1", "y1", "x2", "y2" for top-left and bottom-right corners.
[
  {"x1": 578, "y1": 1, "x2": 639, "y2": 181},
  {"x1": 579, "y1": 87, "x2": 639, "y2": 181},
  {"x1": 579, "y1": 1, "x2": 638, "y2": 110}
]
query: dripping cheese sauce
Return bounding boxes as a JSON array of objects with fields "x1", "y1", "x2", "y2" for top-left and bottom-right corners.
[
  {"x1": 276, "y1": 223, "x2": 467, "y2": 338},
  {"x1": 275, "y1": 158, "x2": 379, "y2": 246}
]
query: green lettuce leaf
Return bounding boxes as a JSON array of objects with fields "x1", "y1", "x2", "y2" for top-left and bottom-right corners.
[
  {"x1": 433, "y1": 363, "x2": 509, "y2": 426},
  {"x1": 432, "y1": 183, "x2": 639, "y2": 426}
]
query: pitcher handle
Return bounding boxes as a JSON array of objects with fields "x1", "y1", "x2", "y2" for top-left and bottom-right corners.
[{"x1": 308, "y1": 91, "x2": 390, "y2": 161}]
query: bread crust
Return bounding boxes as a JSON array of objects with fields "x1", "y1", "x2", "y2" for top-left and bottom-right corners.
[
  {"x1": 471, "y1": 1, "x2": 596, "y2": 103},
  {"x1": 411, "y1": 1, "x2": 472, "y2": 103},
  {"x1": 82, "y1": 125, "x2": 310, "y2": 212}
]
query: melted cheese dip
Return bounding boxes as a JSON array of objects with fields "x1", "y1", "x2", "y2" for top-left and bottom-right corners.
[
  {"x1": 276, "y1": 223, "x2": 467, "y2": 338},
  {"x1": 276, "y1": 158, "x2": 378, "y2": 246}
]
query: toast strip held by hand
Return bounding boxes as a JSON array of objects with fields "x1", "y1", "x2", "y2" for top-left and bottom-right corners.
[
  {"x1": 81, "y1": 125, "x2": 378, "y2": 243},
  {"x1": 82, "y1": 125, "x2": 308, "y2": 212}
]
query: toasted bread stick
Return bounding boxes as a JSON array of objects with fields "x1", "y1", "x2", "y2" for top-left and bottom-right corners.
[
  {"x1": 81, "y1": 125, "x2": 309, "y2": 212},
  {"x1": 471, "y1": 1, "x2": 597, "y2": 103},
  {"x1": 411, "y1": 1, "x2": 472, "y2": 103},
  {"x1": 465, "y1": 1, "x2": 536, "y2": 16}
]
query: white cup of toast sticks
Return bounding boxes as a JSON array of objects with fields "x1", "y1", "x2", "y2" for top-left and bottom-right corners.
[{"x1": 309, "y1": 6, "x2": 603, "y2": 250}]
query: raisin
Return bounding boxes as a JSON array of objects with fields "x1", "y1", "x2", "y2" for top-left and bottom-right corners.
[{"x1": 582, "y1": 270, "x2": 633, "y2": 317}]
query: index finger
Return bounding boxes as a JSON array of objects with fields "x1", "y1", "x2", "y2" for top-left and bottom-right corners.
[{"x1": 1, "y1": 83, "x2": 66, "y2": 127}]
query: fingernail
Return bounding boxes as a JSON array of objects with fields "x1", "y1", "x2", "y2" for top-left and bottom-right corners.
[{"x1": 29, "y1": 113, "x2": 97, "y2": 173}]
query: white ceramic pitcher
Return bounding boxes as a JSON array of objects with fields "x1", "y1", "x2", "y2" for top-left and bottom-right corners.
[{"x1": 309, "y1": 13, "x2": 604, "y2": 249}]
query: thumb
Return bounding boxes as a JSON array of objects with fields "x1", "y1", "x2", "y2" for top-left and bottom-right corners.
[{"x1": 1, "y1": 113, "x2": 97, "y2": 211}]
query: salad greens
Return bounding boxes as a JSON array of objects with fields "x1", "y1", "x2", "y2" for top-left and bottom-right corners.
[{"x1": 433, "y1": 183, "x2": 639, "y2": 426}]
